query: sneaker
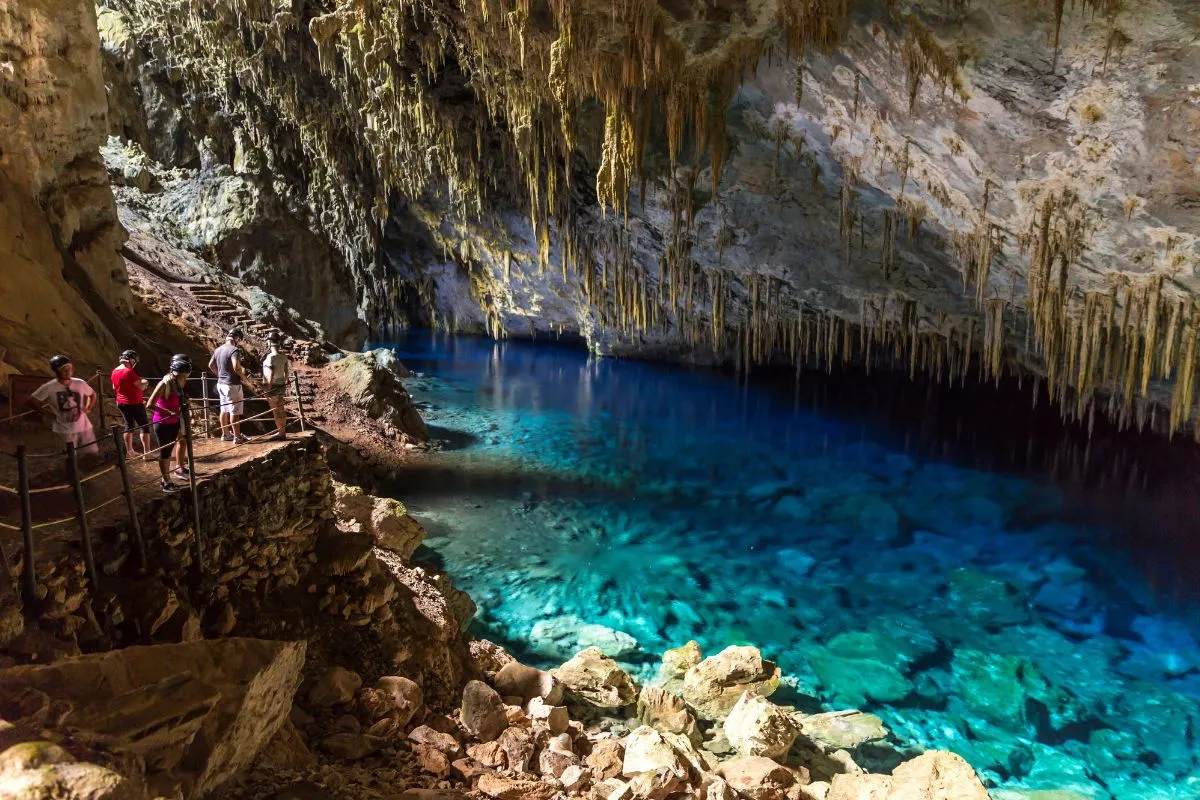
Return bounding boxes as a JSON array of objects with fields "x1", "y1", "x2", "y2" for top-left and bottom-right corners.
[
  {"x1": 161, "y1": 479, "x2": 180, "y2": 493},
  {"x1": 233, "y1": 435, "x2": 250, "y2": 444},
  {"x1": 173, "y1": 467, "x2": 191, "y2": 478},
  {"x1": 221, "y1": 434, "x2": 235, "y2": 442}
]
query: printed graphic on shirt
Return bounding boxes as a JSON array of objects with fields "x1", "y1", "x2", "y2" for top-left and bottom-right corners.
[{"x1": 55, "y1": 388, "x2": 84, "y2": 423}]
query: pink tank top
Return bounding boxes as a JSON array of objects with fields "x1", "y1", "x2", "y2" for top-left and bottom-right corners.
[{"x1": 152, "y1": 390, "x2": 181, "y2": 424}]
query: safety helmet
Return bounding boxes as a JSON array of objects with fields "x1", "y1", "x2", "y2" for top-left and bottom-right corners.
[
  {"x1": 266, "y1": 330, "x2": 283, "y2": 344},
  {"x1": 227, "y1": 327, "x2": 245, "y2": 341},
  {"x1": 120, "y1": 349, "x2": 139, "y2": 363},
  {"x1": 49, "y1": 354, "x2": 71, "y2": 374},
  {"x1": 169, "y1": 357, "x2": 192, "y2": 375}
]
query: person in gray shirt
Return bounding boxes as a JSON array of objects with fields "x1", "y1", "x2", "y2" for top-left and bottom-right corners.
[{"x1": 208, "y1": 328, "x2": 248, "y2": 443}]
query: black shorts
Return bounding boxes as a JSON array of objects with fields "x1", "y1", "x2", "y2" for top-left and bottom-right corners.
[
  {"x1": 118, "y1": 403, "x2": 148, "y2": 432},
  {"x1": 153, "y1": 422, "x2": 180, "y2": 461}
]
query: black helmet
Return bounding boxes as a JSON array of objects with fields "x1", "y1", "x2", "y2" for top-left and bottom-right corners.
[
  {"x1": 266, "y1": 330, "x2": 283, "y2": 344},
  {"x1": 227, "y1": 327, "x2": 244, "y2": 341},
  {"x1": 169, "y1": 357, "x2": 192, "y2": 375},
  {"x1": 49, "y1": 354, "x2": 71, "y2": 374},
  {"x1": 120, "y1": 349, "x2": 139, "y2": 362}
]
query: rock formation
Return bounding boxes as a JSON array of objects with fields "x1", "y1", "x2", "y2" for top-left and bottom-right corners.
[{"x1": 40, "y1": 0, "x2": 1193, "y2": 438}]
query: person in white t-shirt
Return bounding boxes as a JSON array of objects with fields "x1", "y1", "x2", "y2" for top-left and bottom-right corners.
[
  {"x1": 263, "y1": 331, "x2": 290, "y2": 440},
  {"x1": 26, "y1": 355, "x2": 99, "y2": 456}
]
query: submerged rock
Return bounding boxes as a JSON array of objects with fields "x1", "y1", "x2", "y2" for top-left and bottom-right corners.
[
  {"x1": 796, "y1": 710, "x2": 888, "y2": 752},
  {"x1": 553, "y1": 648, "x2": 637, "y2": 709},
  {"x1": 683, "y1": 646, "x2": 781, "y2": 721},
  {"x1": 531, "y1": 615, "x2": 639, "y2": 659}
]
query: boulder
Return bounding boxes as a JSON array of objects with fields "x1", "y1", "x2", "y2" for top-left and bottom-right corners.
[
  {"x1": 313, "y1": 529, "x2": 375, "y2": 577},
  {"x1": 797, "y1": 710, "x2": 888, "y2": 752},
  {"x1": 637, "y1": 685, "x2": 697, "y2": 739},
  {"x1": 562, "y1": 764, "x2": 589, "y2": 791},
  {"x1": 497, "y1": 726, "x2": 535, "y2": 772},
  {"x1": 320, "y1": 732, "x2": 378, "y2": 760},
  {"x1": 413, "y1": 742, "x2": 452, "y2": 776},
  {"x1": 554, "y1": 648, "x2": 638, "y2": 709},
  {"x1": 0, "y1": 637, "x2": 305, "y2": 799},
  {"x1": 494, "y1": 661, "x2": 562, "y2": 705},
  {"x1": 0, "y1": 741, "x2": 138, "y2": 800},
  {"x1": 467, "y1": 740, "x2": 506, "y2": 768},
  {"x1": 408, "y1": 725, "x2": 462, "y2": 756},
  {"x1": 361, "y1": 675, "x2": 423, "y2": 726},
  {"x1": 587, "y1": 738, "x2": 625, "y2": 779},
  {"x1": 683, "y1": 646, "x2": 782, "y2": 721},
  {"x1": 724, "y1": 692, "x2": 800, "y2": 759},
  {"x1": 327, "y1": 349, "x2": 429, "y2": 442},
  {"x1": 826, "y1": 751, "x2": 989, "y2": 800},
  {"x1": 660, "y1": 641, "x2": 703, "y2": 683},
  {"x1": 476, "y1": 772, "x2": 558, "y2": 800},
  {"x1": 308, "y1": 666, "x2": 362, "y2": 707},
  {"x1": 621, "y1": 727, "x2": 688, "y2": 779},
  {"x1": 257, "y1": 721, "x2": 317, "y2": 770},
  {"x1": 715, "y1": 756, "x2": 802, "y2": 800},
  {"x1": 469, "y1": 640, "x2": 516, "y2": 679},
  {"x1": 462, "y1": 680, "x2": 508, "y2": 743},
  {"x1": 701, "y1": 776, "x2": 740, "y2": 800},
  {"x1": 627, "y1": 768, "x2": 684, "y2": 799},
  {"x1": 526, "y1": 696, "x2": 570, "y2": 734}
]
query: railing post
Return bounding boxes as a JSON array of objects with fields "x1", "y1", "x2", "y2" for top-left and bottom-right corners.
[
  {"x1": 201, "y1": 371, "x2": 210, "y2": 438},
  {"x1": 66, "y1": 442, "x2": 99, "y2": 591},
  {"x1": 292, "y1": 372, "x2": 307, "y2": 432},
  {"x1": 180, "y1": 404, "x2": 206, "y2": 571},
  {"x1": 111, "y1": 424, "x2": 146, "y2": 572},
  {"x1": 17, "y1": 445, "x2": 36, "y2": 604},
  {"x1": 95, "y1": 370, "x2": 108, "y2": 434}
]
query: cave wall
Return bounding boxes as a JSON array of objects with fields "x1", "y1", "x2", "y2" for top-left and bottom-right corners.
[{"x1": 0, "y1": 0, "x2": 131, "y2": 381}]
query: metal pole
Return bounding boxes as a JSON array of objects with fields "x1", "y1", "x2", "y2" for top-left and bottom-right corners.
[
  {"x1": 292, "y1": 372, "x2": 307, "y2": 432},
  {"x1": 180, "y1": 404, "x2": 205, "y2": 571},
  {"x1": 66, "y1": 442, "x2": 99, "y2": 591},
  {"x1": 17, "y1": 445, "x2": 36, "y2": 604},
  {"x1": 95, "y1": 370, "x2": 107, "y2": 434},
  {"x1": 111, "y1": 425, "x2": 146, "y2": 572},
  {"x1": 201, "y1": 372, "x2": 210, "y2": 437}
]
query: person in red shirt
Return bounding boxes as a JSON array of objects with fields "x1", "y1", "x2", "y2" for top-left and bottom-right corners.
[{"x1": 111, "y1": 349, "x2": 151, "y2": 458}]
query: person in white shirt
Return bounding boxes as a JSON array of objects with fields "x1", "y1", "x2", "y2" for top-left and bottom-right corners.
[
  {"x1": 262, "y1": 331, "x2": 290, "y2": 440},
  {"x1": 26, "y1": 354, "x2": 99, "y2": 456}
]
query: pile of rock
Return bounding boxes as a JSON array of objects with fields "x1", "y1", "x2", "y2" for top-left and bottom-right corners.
[{"x1": 271, "y1": 640, "x2": 992, "y2": 800}]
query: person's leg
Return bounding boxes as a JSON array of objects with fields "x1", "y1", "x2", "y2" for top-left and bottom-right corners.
[
  {"x1": 269, "y1": 394, "x2": 286, "y2": 437},
  {"x1": 175, "y1": 439, "x2": 187, "y2": 473},
  {"x1": 124, "y1": 429, "x2": 134, "y2": 456},
  {"x1": 141, "y1": 430, "x2": 152, "y2": 456},
  {"x1": 231, "y1": 386, "x2": 245, "y2": 440}
]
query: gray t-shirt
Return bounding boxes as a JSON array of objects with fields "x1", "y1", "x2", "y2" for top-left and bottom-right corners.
[{"x1": 212, "y1": 342, "x2": 242, "y2": 386}]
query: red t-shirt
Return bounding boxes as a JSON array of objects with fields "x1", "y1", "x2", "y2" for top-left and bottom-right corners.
[{"x1": 111, "y1": 366, "x2": 144, "y2": 405}]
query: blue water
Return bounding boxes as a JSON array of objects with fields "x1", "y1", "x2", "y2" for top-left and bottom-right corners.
[{"x1": 383, "y1": 331, "x2": 1200, "y2": 799}]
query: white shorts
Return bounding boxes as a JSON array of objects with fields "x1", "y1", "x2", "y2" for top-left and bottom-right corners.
[
  {"x1": 216, "y1": 383, "x2": 244, "y2": 415},
  {"x1": 63, "y1": 424, "x2": 100, "y2": 456}
]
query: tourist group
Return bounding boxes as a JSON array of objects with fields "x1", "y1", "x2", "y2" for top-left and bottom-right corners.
[{"x1": 24, "y1": 328, "x2": 292, "y2": 493}]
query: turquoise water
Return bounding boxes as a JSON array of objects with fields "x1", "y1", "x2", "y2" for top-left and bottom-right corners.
[{"x1": 384, "y1": 331, "x2": 1200, "y2": 799}]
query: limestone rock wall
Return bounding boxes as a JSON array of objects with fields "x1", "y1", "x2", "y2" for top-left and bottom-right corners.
[
  {"x1": 0, "y1": 0, "x2": 131, "y2": 381},
  {"x1": 2, "y1": 435, "x2": 472, "y2": 705}
]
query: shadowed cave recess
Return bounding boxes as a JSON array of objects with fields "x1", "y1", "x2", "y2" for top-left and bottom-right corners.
[{"x1": 4, "y1": 0, "x2": 1200, "y2": 798}]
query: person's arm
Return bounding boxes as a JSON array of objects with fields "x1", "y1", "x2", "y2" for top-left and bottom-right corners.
[
  {"x1": 231, "y1": 352, "x2": 247, "y2": 379},
  {"x1": 146, "y1": 382, "x2": 168, "y2": 416},
  {"x1": 207, "y1": 356, "x2": 218, "y2": 374},
  {"x1": 263, "y1": 359, "x2": 274, "y2": 386},
  {"x1": 81, "y1": 382, "x2": 96, "y2": 416},
  {"x1": 26, "y1": 391, "x2": 50, "y2": 421}
]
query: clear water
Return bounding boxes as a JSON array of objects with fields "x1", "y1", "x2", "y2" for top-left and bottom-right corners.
[{"x1": 382, "y1": 331, "x2": 1200, "y2": 800}]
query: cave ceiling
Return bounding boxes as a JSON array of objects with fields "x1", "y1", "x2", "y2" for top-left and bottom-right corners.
[{"x1": 99, "y1": 0, "x2": 1200, "y2": 434}]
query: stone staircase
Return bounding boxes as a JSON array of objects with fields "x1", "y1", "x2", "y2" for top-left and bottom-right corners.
[{"x1": 182, "y1": 284, "x2": 275, "y2": 340}]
